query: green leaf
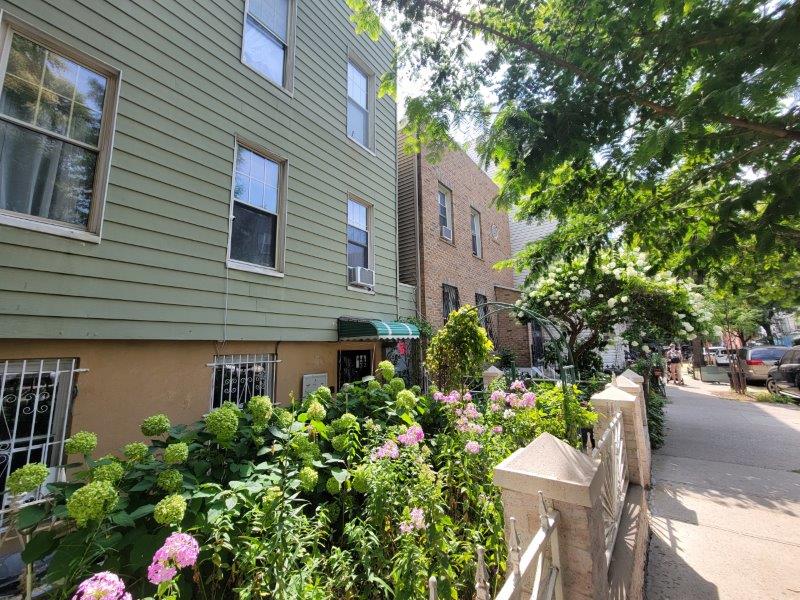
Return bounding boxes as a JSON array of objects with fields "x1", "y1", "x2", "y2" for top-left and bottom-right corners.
[
  {"x1": 310, "y1": 420, "x2": 329, "y2": 440},
  {"x1": 330, "y1": 468, "x2": 350, "y2": 484},
  {"x1": 21, "y1": 531, "x2": 58, "y2": 563},
  {"x1": 268, "y1": 427, "x2": 289, "y2": 440},
  {"x1": 110, "y1": 511, "x2": 135, "y2": 527},
  {"x1": 129, "y1": 504, "x2": 155, "y2": 520},
  {"x1": 400, "y1": 412, "x2": 414, "y2": 425},
  {"x1": 129, "y1": 477, "x2": 155, "y2": 492},
  {"x1": 16, "y1": 505, "x2": 46, "y2": 530}
]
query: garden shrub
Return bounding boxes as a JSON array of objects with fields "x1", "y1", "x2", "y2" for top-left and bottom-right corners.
[
  {"x1": 754, "y1": 391, "x2": 795, "y2": 405},
  {"x1": 646, "y1": 391, "x2": 667, "y2": 450},
  {"x1": 5, "y1": 368, "x2": 596, "y2": 600}
]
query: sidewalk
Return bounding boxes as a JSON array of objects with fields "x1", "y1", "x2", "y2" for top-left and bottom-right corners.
[{"x1": 645, "y1": 377, "x2": 800, "y2": 599}]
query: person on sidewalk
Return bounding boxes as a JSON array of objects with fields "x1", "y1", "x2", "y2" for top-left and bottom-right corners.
[{"x1": 667, "y1": 343, "x2": 684, "y2": 385}]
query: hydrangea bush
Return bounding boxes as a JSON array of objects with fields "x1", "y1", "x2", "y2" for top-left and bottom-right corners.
[{"x1": 7, "y1": 364, "x2": 594, "y2": 599}]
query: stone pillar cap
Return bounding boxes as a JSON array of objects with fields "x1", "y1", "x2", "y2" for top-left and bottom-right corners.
[
  {"x1": 620, "y1": 369, "x2": 644, "y2": 383},
  {"x1": 592, "y1": 384, "x2": 637, "y2": 403},
  {"x1": 615, "y1": 375, "x2": 642, "y2": 391},
  {"x1": 494, "y1": 433, "x2": 601, "y2": 507},
  {"x1": 483, "y1": 365, "x2": 503, "y2": 375}
]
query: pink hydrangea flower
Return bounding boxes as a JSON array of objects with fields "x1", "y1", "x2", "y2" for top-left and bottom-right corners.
[
  {"x1": 470, "y1": 423, "x2": 485, "y2": 434},
  {"x1": 72, "y1": 571, "x2": 131, "y2": 600},
  {"x1": 399, "y1": 507, "x2": 426, "y2": 534},
  {"x1": 521, "y1": 392, "x2": 536, "y2": 408},
  {"x1": 371, "y1": 440, "x2": 400, "y2": 460},
  {"x1": 464, "y1": 403, "x2": 480, "y2": 419},
  {"x1": 397, "y1": 424, "x2": 424, "y2": 446},
  {"x1": 505, "y1": 393, "x2": 520, "y2": 408},
  {"x1": 490, "y1": 402, "x2": 501, "y2": 412},
  {"x1": 147, "y1": 532, "x2": 200, "y2": 585},
  {"x1": 490, "y1": 390, "x2": 506, "y2": 403},
  {"x1": 492, "y1": 426, "x2": 503, "y2": 434},
  {"x1": 510, "y1": 380, "x2": 527, "y2": 392},
  {"x1": 433, "y1": 391, "x2": 444, "y2": 402},
  {"x1": 463, "y1": 392, "x2": 472, "y2": 402},
  {"x1": 399, "y1": 521, "x2": 414, "y2": 534},
  {"x1": 465, "y1": 441, "x2": 482, "y2": 454}
]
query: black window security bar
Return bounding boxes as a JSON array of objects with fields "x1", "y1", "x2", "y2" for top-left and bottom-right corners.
[{"x1": 208, "y1": 354, "x2": 279, "y2": 409}]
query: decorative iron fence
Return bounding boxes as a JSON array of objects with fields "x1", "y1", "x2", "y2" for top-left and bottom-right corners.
[
  {"x1": 591, "y1": 410, "x2": 628, "y2": 564},
  {"x1": 0, "y1": 358, "x2": 82, "y2": 531},
  {"x1": 429, "y1": 492, "x2": 563, "y2": 600},
  {"x1": 208, "y1": 354, "x2": 278, "y2": 409}
]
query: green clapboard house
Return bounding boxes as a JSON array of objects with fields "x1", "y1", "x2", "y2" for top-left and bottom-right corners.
[{"x1": 0, "y1": 0, "x2": 417, "y2": 463}]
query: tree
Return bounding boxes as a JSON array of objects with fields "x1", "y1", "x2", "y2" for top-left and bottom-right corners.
[
  {"x1": 514, "y1": 249, "x2": 714, "y2": 374},
  {"x1": 349, "y1": 0, "x2": 800, "y2": 263},
  {"x1": 425, "y1": 306, "x2": 494, "y2": 391}
]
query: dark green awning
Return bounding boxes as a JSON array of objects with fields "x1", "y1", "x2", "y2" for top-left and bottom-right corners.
[{"x1": 338, "y1": 319, "x2": 420, "y2": 341}]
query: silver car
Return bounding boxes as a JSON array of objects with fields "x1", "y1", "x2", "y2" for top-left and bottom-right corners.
[{"x1": 735, "y1": 346, "x2": 789, "y2": 383}]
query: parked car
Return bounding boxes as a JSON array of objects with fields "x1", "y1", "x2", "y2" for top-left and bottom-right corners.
[
  {"x1": 767, "y1": 346, "x2": 800, "y2": 394},
  {"x1": 735, "y1": 346, "x2": 788, "y2": 383},
  {"x1": 707, "y1": 346, "x2": 736, "y2": 367}
]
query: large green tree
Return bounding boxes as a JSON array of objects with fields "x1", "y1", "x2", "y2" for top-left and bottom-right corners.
[{"x1": 349, "y1": 0, "x2": 800, "y2": 267}]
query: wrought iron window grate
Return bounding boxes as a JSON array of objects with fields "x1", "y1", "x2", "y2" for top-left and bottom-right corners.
[
  {"x1": 0, "y1": 358, "x2": 81, "y2": 531},
  {"x1": 209, "y1": 354, "x2": 278, "y2": 409}
]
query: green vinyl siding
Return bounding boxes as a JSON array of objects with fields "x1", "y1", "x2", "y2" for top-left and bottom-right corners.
[{"x1": 0, "y1": 0, "x2": 403, "y2": 342}]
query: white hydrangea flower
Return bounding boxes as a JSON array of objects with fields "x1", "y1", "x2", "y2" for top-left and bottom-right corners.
[
  {"x1": 544, "y1": 301, "x2": 551, "y2": 307},
  {"x1": 620, "y1": 296, "x2": 629, "y2": 304},
  {"x1": 642, "y1": 344, "x2": 651, "y2": 353},
  {"x1": 607, "y1": 297, "x2": 617, "y2": 308},
  {"x1": 682, "y1": 322, "x2": 694, "y2": 332},
  {"x1": 630, "y1": 340, "x2": 639, "y2": 347}
]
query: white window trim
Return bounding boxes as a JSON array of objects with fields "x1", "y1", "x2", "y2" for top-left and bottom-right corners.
[
  {"x1": 438, "y1": 184, "x2": 454, "y2": 241},
  {"x1": 346, "y1": 193, "x2": 375, "y2": 290},
  {"x1": 346, "y1": 52, "x2": 376, "y2": 153},
  {"x1": 226, "y1": 137, "x2": 289, "y2": 277},
  {"x1": 471, "y1": 207, "x2": 483, "y2": 258},
  {"x1": 240, "y1": 0, "x2": 297, "y2": 96},
  {"x1": 0, "y1": 11, "x2": 121, "y2": 243}
]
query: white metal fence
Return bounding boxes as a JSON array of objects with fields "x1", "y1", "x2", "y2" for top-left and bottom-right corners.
[
  {"x1": 208, "y1": 354, "x2": 278, "y2": 409},
  {"x1": 592, "y1": 410, "x2": 628, "y2": 564},
  {"x1": 0, "y1": 358, "x2": 82, "y2": 531}
]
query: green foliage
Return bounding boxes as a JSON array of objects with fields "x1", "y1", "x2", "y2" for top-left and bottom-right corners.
[
  {"x1": 426, "y1": 305, "x2": 494, "y2": 391},
  {"x1": 646, "y1": 392, "x2": 667, "y2": 450},
  {"x1": 754, "y1": 392, "x2": 796, "y2": 405}
]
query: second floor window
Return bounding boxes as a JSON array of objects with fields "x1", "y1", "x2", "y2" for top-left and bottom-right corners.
[
  {"x1": 0, "y1": 24, "x2": 119, "y2": 238},
  {"x1": 438, "y1": 185, "x2": 453, "y2": 240},
  {"x1": 470, "y1": 208, "x2": 482, "y2": 257},
  {"x1": 347, "y1": 61, "x2": 370, "y2": 147},
  {"x1": 347, "y1": 198, "x2": 370, "y2": 269},
  {"x1": 243, "y1": 0, "x2": 291, "y2": 88},
  {"x1": 442, "y1": 284, "x2": 460, "y2": 323},
  {"x1": 229, "y1": 144, "x2": 283, "y2": 272}
]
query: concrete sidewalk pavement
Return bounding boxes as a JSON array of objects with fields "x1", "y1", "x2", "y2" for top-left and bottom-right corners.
[{"x1": 645, "y1": 378, "x2": 800, "y2": 599}]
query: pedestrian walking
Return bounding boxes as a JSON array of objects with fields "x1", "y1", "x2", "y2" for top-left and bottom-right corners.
[{"x1": 667, "y1": 343, "x2": 684, "y2": 385}]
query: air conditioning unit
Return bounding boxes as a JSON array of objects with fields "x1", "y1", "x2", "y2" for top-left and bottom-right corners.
[
  {"x1": 441, "y1": 225, "x2": 453, "y2": 241},
  {"x1": 348, "y1": 266, "x2": 375, "y2": 288}
]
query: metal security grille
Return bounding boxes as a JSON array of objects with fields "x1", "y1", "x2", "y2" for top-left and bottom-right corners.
[
  {"x1": 209, "y1": 354, "x2": 278, "y2": 409},
  {"x1": 475, "y1": 294, "x2": 494, "y2": 340},
  {"x1": 442, "y1": 284, "x2": 460, "y2": 323},
  {"x1": 0, "y1": 358, "x2": 81, "y2": 530}
]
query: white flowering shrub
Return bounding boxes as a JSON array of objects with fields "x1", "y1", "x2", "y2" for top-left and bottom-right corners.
[{"x1": 516, "y1": 248, "x2": 713, "y2": 372}]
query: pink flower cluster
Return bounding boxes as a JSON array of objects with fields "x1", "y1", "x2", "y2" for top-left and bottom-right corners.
[
  {"x1": 371, "y1": 439, "x2": 400, "y2": 460},
  {"x1": 433, "y1": 390, "x2": 462, "y2": 404},
  {"x1": 72, "y1": 572, "x2": 131, "y2": 600},
  {"x1": 147, "y1": 532, "x2": 200, "y2": 585},
  {"x1": 510, "y1": 380, "x2": 527, "y2": 392},
  {"x1": 498, "y1": 391, "x2": 536, "y2": 409},
  {"x1": 397, "y1": 424, "x2": 424, "y2": 446},
  {"x1": 399, "y1": 507, "x2": 426, "y2": 534},
  {"x1": 465, "y1": 441, "x2": 482, "y2": 454}
]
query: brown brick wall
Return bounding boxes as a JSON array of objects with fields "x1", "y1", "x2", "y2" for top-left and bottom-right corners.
[{"x1": 494, "y1": 286, "x2": 532, "y2": 367}]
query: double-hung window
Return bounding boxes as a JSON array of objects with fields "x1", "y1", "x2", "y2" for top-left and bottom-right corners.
[
  {"x1": 470, "y1": 208, "x2": 482, "y2": 257},
  {"x1": 442, "y1": 284, "x2": 460, "y2": 323},
  {"x1": 347, "y1": 60, "x2": 370, "y2": 148},
  {"x1": 229, "y1": 143, "x2": 285, "y2": 274},
  {"x1": 347, "y1": 198, "x2": 370, "y2": 269},
  {"x1": 438, "y1": 185, "x2": 453, "y2": 240},
  {"x1": 242, "y1": 0, "x2": 293, "y2": 90},
  {"x1": 0, "y1": 19, "x2": 119, "y2": 240}
]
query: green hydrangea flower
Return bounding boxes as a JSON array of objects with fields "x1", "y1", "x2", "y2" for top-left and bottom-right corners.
[
  {"x1": 67, "y1": 480, "x2": 118, "y2": 527},
  {"x1": 289, "y1": 434, "x2": 321, "y2": 466},
  {"x1": 331, "y1": 413, "x2": 358, "y2": 435},
  {"x1": 377, "y1": 360, "x2": 395, "y2": 382},
  {"x1": 247, "y1": 395, "x2": 273, "y2": 429},
  {"x1": 331, "y1": 434, "x2": 348, "y2": 453},
  {"x1": 92, "y1": 459, "x2": 124, "y2": 484},
  {"x1": 141, "y1": 414, "x2": 171, "y2": 437},
  {"x1": 64, "y1": 431, "x2": 97, "y2": 455},
  {"x1": 325, "y1": 476, "x2": 341, "y2": 495},
  {"x1": 367, "y1": 379, "x2": 381, "y2": 391},
  {"x1": 395, "y1": 389, "x2": 417, "y2": 413},
  {"x1": 388, "y1": 378, "x2": 406, "y2": 394},
  {"x1": 153, "y1": 494, "x2": 186, "y2": 526},
  {"x1": 163, "y1": 442, "x2": 189, "y2": 465},
  {"x1": 273, "y1": 407, "x2": 294, "y2": 429},
  {"x1": 156, "y1": 469, "x2": 183, "y2": 493},
  {"x1": 7, "y1": 463, "x2": 49, "y2": 495},
  {"x1": 315, "y1": 386, "x2": 332, "y2": 403},
  {"x1": 298, "y1": 466, "x2": 319, "y2": 492},
  {"x1": 264, "y1": 486, "x2": 282, "y2": 503},
  {"x1": 205, "y1": 405, "x2": 239, "y2": 443},
  {"x1": 351, "y1": 464, "x2": 370, "y2": 494},
  {"x1": 306, "y1": 400, "x2": 326, "y2": 422},
  {"x1": 410, "y1": 385, "x2": 422, "y2": 396},
  {"x1": 123, "y1": 442, "x2": 150, "y2": 463}
]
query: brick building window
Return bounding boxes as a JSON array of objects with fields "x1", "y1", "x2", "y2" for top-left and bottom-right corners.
[
  {"x1": 437, "y1": 185, "x2": 453, "y2": 241},
  {"x1": 442, "y1": 284, "x2": 459, "y2": 323},
  {"x1": 475, "y1": 293, "x2": 493, "y2": 339},
  {"x1": 470, "y1": 208, "x2": 482, "y2": 257}
]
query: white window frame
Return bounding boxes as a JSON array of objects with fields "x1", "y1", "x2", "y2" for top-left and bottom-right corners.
[
  {"x1": 438, "y1": 184, "x2": 453, "y2": 240},
  {"x1": 240, "y1": 0, "x2": 297, "y2": 94},
  {"x1": 470, "y1": 207, "x2": 482, "y2": 258},
  {"x1": 226, "y1": 138, "x2": 288, "y2": 277},
  {"x1": 0, "y1": 12, "x2": 121, "y2": 243},
  {"x1": 346, "y1": 194, "x2": 375, "y2": 293},
  {"x1": 346, "y1": 54, "x2": 375, "y2": 152}
]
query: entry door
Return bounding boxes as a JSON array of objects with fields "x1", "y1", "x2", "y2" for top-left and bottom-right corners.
[{"x1": 338, "y1": 349, "x2": 373, "y2": 387}]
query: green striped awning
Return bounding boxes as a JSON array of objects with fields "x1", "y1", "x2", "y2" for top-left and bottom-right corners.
[{"x1": 338, "y1": 318, "x2": 420, "y2": 341}]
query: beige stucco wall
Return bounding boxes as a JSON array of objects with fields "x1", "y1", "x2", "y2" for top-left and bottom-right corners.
[{"x1": 0, "y1": 339, "x2": 377, "y2": 455}]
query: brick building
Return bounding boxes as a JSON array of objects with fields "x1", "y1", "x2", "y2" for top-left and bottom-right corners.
[{"x1": 397, "y1": 135, "x2": 531, "y2": 366}]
